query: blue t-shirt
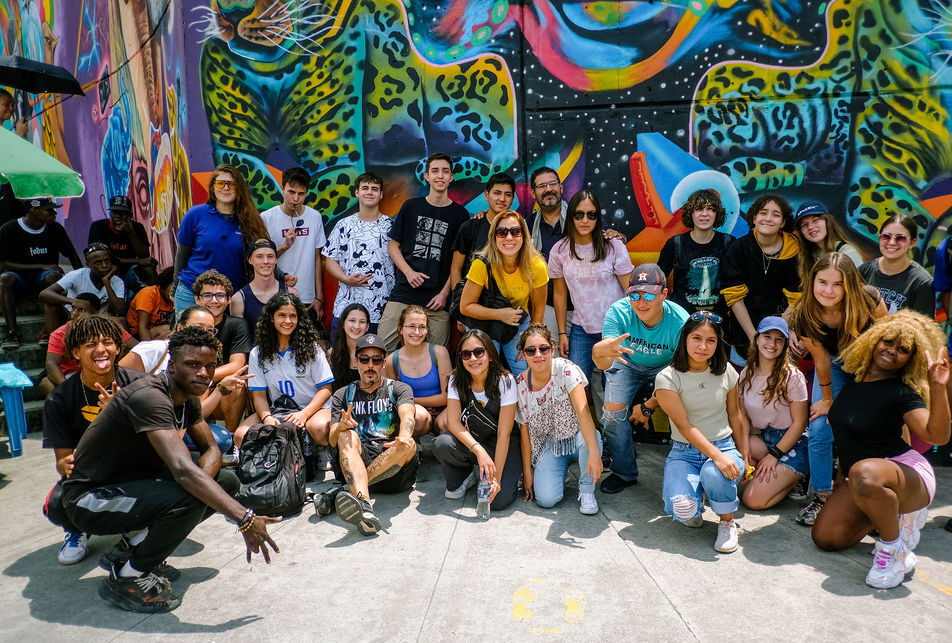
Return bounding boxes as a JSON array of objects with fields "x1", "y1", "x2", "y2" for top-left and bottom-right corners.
[
  {"x1": 602, "y1": 298, "x2": 689, "y2": 368},
  {"x1": 176, "y1": 204, "x2": 245, "y2": 289}
]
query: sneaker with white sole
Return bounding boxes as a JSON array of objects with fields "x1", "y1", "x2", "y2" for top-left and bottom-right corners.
[
  {"x1": 317, "y1": 446, "x2": 334, "y2": 471},
  {"x1": 335, "y1": 490, "x2": 381, "y2": 536},
  {"x1": 866, "y1": 540, "x2": 917, "y2": 589},
  {"x1": 787, "y1": 477, "x2": 808, "y2": 501},
  {"x1": 796, "y1": 495, "x2": 827, "y2": 526},
  {"x1": 899, "y1": 507, "x2": 928, "y2": 551},
  {"x1": 578, "y1": 491, "x2": 598, "y2": 515},
  {"x1": 58, "y1": 531, "x2": 88, "y2": 565},
  {"x1": 682, "y1": 515, "x2": 704, "y2": 528},
  {"x1": 444, "y1": 470, "x2": 477, "y2": 499},
  {"x1": 714, "y1": 520, "x2": 739, "y2": 553}
]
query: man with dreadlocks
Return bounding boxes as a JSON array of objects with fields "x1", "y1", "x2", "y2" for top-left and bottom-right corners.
[
  {"x1": 811, "y1": 310, "x2": 950, "y2": 589},
  {"x1": 42, "y1": 315, "x2": 145, "y2": 565},
  {"x1": 55, "y1": 327, "x2": 280, "y2": 612}
]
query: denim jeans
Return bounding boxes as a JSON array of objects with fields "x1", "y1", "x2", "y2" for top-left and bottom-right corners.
[
  {"x1": 569, "y1": 324, "x2": 601, "y2": 387},
  {"x1": 662, "y1": 436, "x2": 744, "y2": 520},
  {"x1": 601, "y1": 360, "x2": 664, "y2": 481},
  {"x1": 760, "y1": 427, "x2": 807, "y2": 477},
  {"x1": 495, "y1": 317, "x2": 531, "y2": 377},
  {"x1": 533, "y1": 431, "x2": 602, "y2": 508},
  {"x1": 805, "y1": 359, "x2": 847, "y2": 494},
  {"x1": 173, "y1": 281, "x2": 195, "y2": 322}
]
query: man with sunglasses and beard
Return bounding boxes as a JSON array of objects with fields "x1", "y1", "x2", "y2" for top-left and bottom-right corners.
[
  {"x1": 592, "y1": 263, "x2": 689, "y2": 494},
  {"x1": 319, "y1": 333, "x2": 419, "y2": 536}
]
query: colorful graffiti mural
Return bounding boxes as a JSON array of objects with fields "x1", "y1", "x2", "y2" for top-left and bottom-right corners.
[{"x1": 2, "y1": 0, "x2": 952, "y2": 272}]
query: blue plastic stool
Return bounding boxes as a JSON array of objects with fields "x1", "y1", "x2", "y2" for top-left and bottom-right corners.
[{"x1": 0, "y1": 363, "x2": 32, "y2": 458}]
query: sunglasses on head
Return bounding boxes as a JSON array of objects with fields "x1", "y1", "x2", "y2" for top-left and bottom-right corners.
[
  {"x1": 522, "y1": 344, "x2": 552, "y2": 356},
  {"x1": 495, "y1": 225, "x2": 523, "y2": 239},
  {"x1": 357, "y1": 354, "x2": 385, "y2": 365},
  {"x1": 573, "y1": 210, "x2": 598, "y2": 221},
  {"x1": 628, "y1": 291, "x2": 657, "y2": 302},
  {"x1": 690, "y1": 310, "x2": 723, "y2": 324},
  {"x1": 213, "y1": 180, "x2": 236, "y2": 190},
  {"x1": 880, "y1": 232, "x2": 910, "y2": 244},
  {"x1": 460, "y1": 346, "x2": 487, "y2": 361}
]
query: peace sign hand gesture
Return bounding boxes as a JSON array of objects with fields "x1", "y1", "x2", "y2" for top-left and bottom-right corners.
[{"x1": 926, "y1": 348, "x2": 950, "y2": 388}]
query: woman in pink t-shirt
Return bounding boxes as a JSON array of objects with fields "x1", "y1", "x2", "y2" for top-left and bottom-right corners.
[
  {"x1": 550, "y1": 190, "x2": 634, "y2": 385},
  {"x1": 737, "y1": 316, "x2": 809, "y2": 510}
]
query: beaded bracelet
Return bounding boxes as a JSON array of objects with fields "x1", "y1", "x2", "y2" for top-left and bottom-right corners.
[
  {"x1": 238, "y1": 508, "x2": 254, "y2": 530},
  {"x1": 239, "y1": 515, "x2": 256, "y2": 533}
]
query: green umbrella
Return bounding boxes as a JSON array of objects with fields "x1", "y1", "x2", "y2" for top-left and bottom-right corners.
[{"x1": 0, "y1": 127, "x2": 85, "y2": 198}]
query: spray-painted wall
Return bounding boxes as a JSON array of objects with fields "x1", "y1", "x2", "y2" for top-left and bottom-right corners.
[{"x1": 3, "y1": 0, "x2": 951, "y2": 272}]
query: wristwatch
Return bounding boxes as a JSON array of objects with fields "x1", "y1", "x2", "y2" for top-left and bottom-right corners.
[{"x1": 640, "y1": 402, "x2": 654, "y2": 418}]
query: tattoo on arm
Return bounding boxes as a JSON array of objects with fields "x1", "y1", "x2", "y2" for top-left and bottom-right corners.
[{"x1": 401, "y1": 416, "x2": 414, "y2": 435}]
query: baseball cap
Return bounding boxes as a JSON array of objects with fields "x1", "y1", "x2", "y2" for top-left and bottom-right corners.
[
  {"x1": 757, "y1": 316, "x2": 789, "y2": 338},
  {"x1": 793, "y1": 201, "x2": 829, "y2": 226},
  {"x1": 627, "y1": 263, "x2": 666, "y2": 295},
  {"x1": 355, "y1": 333, "x2": 385, "y2": 354},
  {"x1": 109, "y1": 195, "x2": 133, "y2": 212},
  {"x1": 246, "y1": 237, "x2": 277, "y2": 258},
  {"x1": 21, "y1": 197, "x2": 61, "y2": 210}
]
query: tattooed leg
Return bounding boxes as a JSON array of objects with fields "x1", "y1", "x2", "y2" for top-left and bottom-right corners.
[
  {"x1": 366, "y1": 436, "x2": 417, "y2": 486},
  {"x1": 338, "y1": 430, "x2": 369, "y2": 497}
]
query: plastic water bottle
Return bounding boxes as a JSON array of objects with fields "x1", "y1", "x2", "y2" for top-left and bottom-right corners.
[{"x1": 476, "y1": 474, "x2": 491, "y2": 521}]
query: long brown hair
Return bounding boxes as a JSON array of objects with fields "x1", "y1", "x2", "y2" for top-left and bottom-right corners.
[
  {"x1": 796, "y1": 212, "x2": 855, "y2": 288},
  {"x1": 479, "y1": 210, "x2": 543, "y2": 280},
  {"x1": 790, "y1": 252, "x2": 877, "y2": 352},
  {"x1": 207, "y1": 164, "x2": 269, "y2": 246},
  {"x1": 739, "y1": 330, "x2": 794, "y2": 408},
  {"x1": 565, "y1": 190, "x2": 607, "y2": 262}
]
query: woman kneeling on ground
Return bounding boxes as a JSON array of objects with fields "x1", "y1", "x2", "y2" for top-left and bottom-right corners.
[
  {"x1": 515, "y1": 325, "x2": 603, "y2": 514},
  {"x1": 383, "y1": 305, "x2": 451, "y2": 437},
  {"x1": 738, "y1": 316, "x2": 809, "y2": 510},
  {"x1": 811, "y1": 310, "x2": 950, "y2": 589},
  {"x1": 432, "y1": 330, "x2": 521, "y2": 510},
  {"x1": 655, "y1": 311, "x2": 748, "y2": 553}
]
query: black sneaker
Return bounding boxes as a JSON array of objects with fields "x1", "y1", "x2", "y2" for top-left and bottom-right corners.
[
  {"x1": 600, "y1": 473, "x2": 637, "y2": 494},
  {"x1": 787, "y1": 477, "x2": 808, "y2": 501},
  {"x1": 99, "y1": 536, "x2": 181, "y2": 581},
  {"x1": 796, "y1": 495, "x2": 827, "y2": 526},
  {"x1": 335, "y1": 490, "x2": 381, "y2": 536},
  {"x1": 1, "y1": 332, "x2": 20, "y2": 351},
  {"x1": 98, "y1": 564, "x2": 181, "y2": 613},
  {"x1": 315, "y1": 483, "x2": 345, "y2": 516}
]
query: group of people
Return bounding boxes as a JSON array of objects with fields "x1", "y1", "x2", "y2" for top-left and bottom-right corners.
[{"x1": 11, "y1": 152, "x2": 949, "y2": 615}]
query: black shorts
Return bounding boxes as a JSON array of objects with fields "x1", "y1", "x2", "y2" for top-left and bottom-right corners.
[{"x1": 332, "y1": 437, "x2": 419, "y2": 494}]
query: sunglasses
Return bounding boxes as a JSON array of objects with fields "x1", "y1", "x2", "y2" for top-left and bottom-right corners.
[
  {"x1": 690, "y1": 310, "x2": 723, "y2": 324},
  {"x1": 213, "y1": 180, "x2": 236, "y2": 190},
  {"x1": 522, "y1": 344, "x2": 552, "y2": 356},
  {"x1": 495, "y1": 226, "x2": 523, "y2": 239},
  {"x1": 460, "y1": 346, "x2": 487, "y2": 361},
  {"x1": 880, "y1": 232, "x2": 910, "y2": 244},
  {"x1": 628, "y1": 292, "x2": 658, "y2": 302},
  {"x1": 573, "y1": 210, "x2": 598, "y2": 221},
  {"x1": 357, "y1": 354, "x2": 385, "y2": 365},
  {"x1": 200, "y1": 292, "x2": 228, "y2": 302}
]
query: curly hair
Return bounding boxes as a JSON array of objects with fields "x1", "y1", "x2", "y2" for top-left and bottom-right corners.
[
  {"x1": 739, "y1": 331, "x2": 794, "y2": 408},
  {"x1": 517, "y1": 323, "x2": 554, "y2": 351},
  {"x1": 453, "y1": 329, "x2": 510, "y2": 407},
  {"x1": 64, "y1": 315, "x2": 124, "y2": 362},
  {"x1": 564, "y1": 190, "x2": 607, "y2": 262},
  {"x1": 681, "y1": 189, "x2": 727, "y2": 229},
  {"x1": 839, "y1": 309, "x2": 945, "y2": 405},
  {"x1": 790, "y1": 252, "x2": 878, "y2": 352},
  {"x1": 191, "y1": 269, "x2": 234, "y2": 298},
  {"x1": 254, "y1": 291, "x2": 321, "y2": 369},
  {"x1": 747, "y1": 194, "x2": 794, "y2": 232},
  {"x1": 330, "y1": 303, "x2": 369, "y2": 386},
  {"x1": 168, "y1": 325, "x2": 219, "y2": 358}
]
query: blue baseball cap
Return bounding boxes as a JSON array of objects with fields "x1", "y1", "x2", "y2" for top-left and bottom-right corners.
[
  {"x1": 794, "y1": 201, "x2": 830, "y2": 225},
  {"x1": 757, "y1": 316, "x2": 789, "y2": 338}
]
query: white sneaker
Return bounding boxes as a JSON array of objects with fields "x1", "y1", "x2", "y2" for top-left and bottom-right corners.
[
  {"x1": 682, "y1": 515, "x2": 704, "y2": 528},
  {"x1": 317, "y1": 446, "x2": 334, "y2": 471},
  {"x1": 444, "y1": 470, "x2": 477, "y2": 499},
  {"x1": 899, "y1": 507, "x2": 928, "y2": 551},
  {"x1": 714, "y1": 520, "x2": 739, "y2": 553},
  {"x1": 866, "y1": 540, "x2": 916, "y2": 589},
  {"x1": 578, "y1": 491, "x2": 598, "y2": 515},
  {"x1": 58, "y1": 532, "x2": 88, "y2": 565}
]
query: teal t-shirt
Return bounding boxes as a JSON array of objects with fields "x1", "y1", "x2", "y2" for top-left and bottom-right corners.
[{"x1": 601, "y1": 298, "x2": 689, "y2": 368}]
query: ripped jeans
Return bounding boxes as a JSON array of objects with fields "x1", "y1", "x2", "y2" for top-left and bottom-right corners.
[
  {"x1": 662, "y1": 437, "x2": 744, "y2": 522},
  {"x1": 601, "y1": 360, "x2": 665, "y2": 481}
]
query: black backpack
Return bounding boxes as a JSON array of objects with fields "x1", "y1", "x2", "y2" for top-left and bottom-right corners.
[{"x1": 235, "y1": 422, "x2": 306, "y2": 517}]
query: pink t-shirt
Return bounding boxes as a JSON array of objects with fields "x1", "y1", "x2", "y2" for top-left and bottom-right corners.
[
  {"x1": 739, "y1": 365, "x2": 808, "y2": 432},
  {"x1": 547, "y1": 238, "x2": 634, "y2": 334}
]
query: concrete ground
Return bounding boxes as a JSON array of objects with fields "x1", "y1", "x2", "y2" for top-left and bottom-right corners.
[{"x1": 1, "y1": 435, "x2": 951, "y2": 642}]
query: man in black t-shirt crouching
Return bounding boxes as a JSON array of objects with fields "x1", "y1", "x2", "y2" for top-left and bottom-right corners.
[{"x1": 58, "y1": 327, "x2": 279, "y2": 613}]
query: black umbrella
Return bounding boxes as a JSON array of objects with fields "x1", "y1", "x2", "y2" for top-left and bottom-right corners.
[{"x1": 0, "y1": 55, "x2": 84, "y2": 96}]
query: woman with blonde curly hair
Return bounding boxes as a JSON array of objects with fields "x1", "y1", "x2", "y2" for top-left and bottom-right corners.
[{"x1": 811, "y1": 310, "x2": 950, "y2": 589}]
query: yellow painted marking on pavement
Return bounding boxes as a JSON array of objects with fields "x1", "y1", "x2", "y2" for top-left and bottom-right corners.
[
  {"x1": 513, "y1": 585, "x2": 534, "y2": 622},
  {"x1": 916, "y1": 571, "x2": 952, "y2": 595},
  {"x1": 563, "y1": 587, "x2": 586, "y2": 623},
  {"x1": 513, "y1": 580, "x2": 588, "y2": 631}
]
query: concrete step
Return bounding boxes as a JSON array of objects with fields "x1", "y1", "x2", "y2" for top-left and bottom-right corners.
[
  {"x1": 0, "y1": 399, "x2": 44, "y2": 437},
  {"x1": 0, "y1": 342, "x2": 46, "y2": 370},
  {"x1": 0, "y1": 313, "x2": 47, "y2": 341},
  {"x1": 22, "y1": 367, "x2": 46, "y2": 403}
]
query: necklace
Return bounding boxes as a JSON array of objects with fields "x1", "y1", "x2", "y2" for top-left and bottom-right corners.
[
  {"x1": 162, "y1": 371, "x2": 188, "y2": 431},
  {"x1": 761, "y1": 246, "x2": 781, "y2": 275},
  {"x1": 81, "y1": 378, "x2": 111, "y2": 409}
]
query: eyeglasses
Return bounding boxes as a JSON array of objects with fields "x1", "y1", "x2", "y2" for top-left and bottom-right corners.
[
  {"x1": 495, "y1": 226, "x2": 523, "y2": 239},
  {"x1": 573, "y1": 210, "x2": 598, "y2": 221},
  {"x1": 533, "y1": 180, "x2": 560, "y2": 190},
  {"x1": 200, "y1": 292, "x2": 228, "y2": 302},
  {"x1": 690, "y1": 310, "x2": 723, "y2": 324},
  {"x1": 522, "y1": 344, "x2": 552, "y2": 356},
  {"x1": 403, "y1": 324, "x2": 427, "y2": 333},
  {"x1": 213, "y1": 180, "x2": 236, "y2": 190},
  {"x1": 460, "y1": 347, "x2": 487, "y2": 361},
  {"x1": 628, "y1": 292, "x2": 658, "y2": 302},
  {"x1": 357, "y1": 354, "x2": 385, "y2": 365},
  {"x1": 880, "y1": 232, "x2": 910, "y2": 245}
]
